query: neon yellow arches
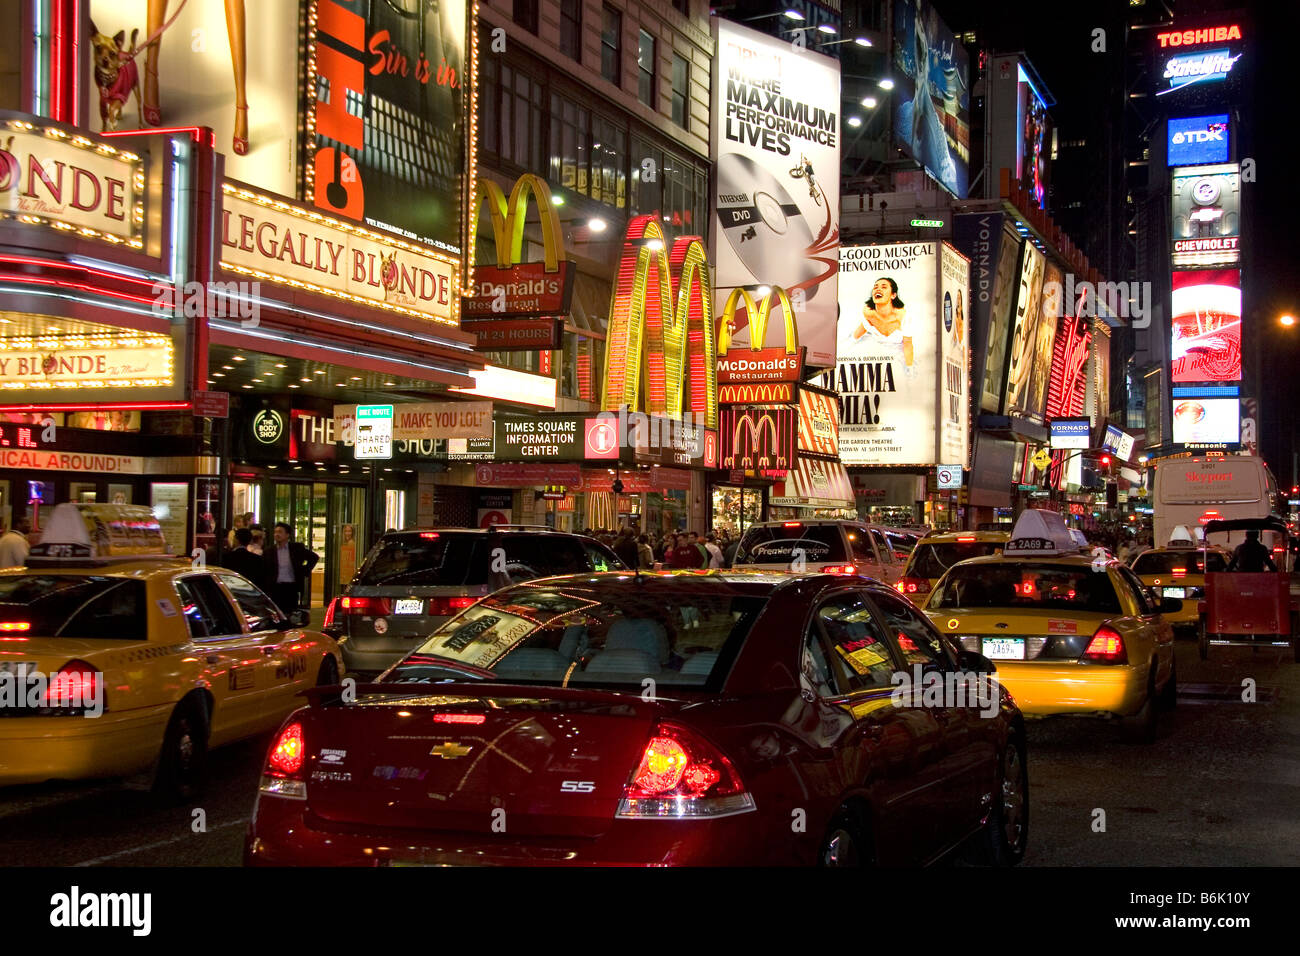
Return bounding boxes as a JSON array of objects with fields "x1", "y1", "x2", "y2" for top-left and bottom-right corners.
[
  {"x1": 717, "y1": 286, "x2": 801, "y2": 356},
  {"x1": 470, "y1": 174, "x2": 565, "y2": 271}
]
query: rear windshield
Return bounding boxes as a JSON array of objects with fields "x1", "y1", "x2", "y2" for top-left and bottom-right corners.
[
  {"x1": 382, "y1": 582, "x2": 767, "y2": 690},
  {"x1": 0, "y1": 575, "x2": 146, "y2": 639},
  {"x1": 355, "y1": 534, "x2": 484, "y2": 587},
  {"x1": 354, "y1": 533, "x2": 608, "y2": 588},
  {"x1": 911, "y1": 541, "x2": 1005, "y2": 579},
  {"x1": 735, "y1": 526, "x2": 846, "y2": 564},
  {"x1": 1131, "y1": 551, "x2": 1226, "y2": 574},
  {"x1": 927, "y1": 562, "x2": 1122, "y2": 614}
]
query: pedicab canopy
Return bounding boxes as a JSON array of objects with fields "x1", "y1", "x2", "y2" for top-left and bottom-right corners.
[
  {"x1": 1201, "y1": 515, "x2": 1289, "y2": 538},
  {"x1": 26, "y1": 503, "x2": 171, "y2": 564},
  {"x1": 1002, "y1": 509, "x2": 1080, "y2": 557}
]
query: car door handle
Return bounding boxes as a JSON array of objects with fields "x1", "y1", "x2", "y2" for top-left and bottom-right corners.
[{"x1": 263, "y1": 646, "x2": 278, "y2": 656}]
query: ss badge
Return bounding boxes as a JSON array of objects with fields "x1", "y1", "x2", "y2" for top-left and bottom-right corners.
[{"x1": 560, "y1": 780, "x2": 596, "y2": 793}]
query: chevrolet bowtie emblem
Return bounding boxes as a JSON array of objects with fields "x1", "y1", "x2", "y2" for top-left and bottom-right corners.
[{"x1": 430, "y1": 741, "x2": 473, "y2": 759}]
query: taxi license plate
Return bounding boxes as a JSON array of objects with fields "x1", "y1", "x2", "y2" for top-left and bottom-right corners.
[
  {"x1": 1163, "y1": 587, "x2": 1186, "y2": 599},
  {"x1": 394, "y1": 599, "x2": 423, "y2": 615},
  {"x1": 982, "y1": 638, "x2": 1026, "y2": 660}
]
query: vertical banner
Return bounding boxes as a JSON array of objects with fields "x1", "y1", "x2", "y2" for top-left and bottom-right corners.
[
  {"x1": 1029, "y1": 263, "x2": 1063, "y2": 422},
  {"x1": 892, "y1": 0, "x2": 971, "y2": 197},
  {"x1": 1003, "y1": 242, "x2": 1046, "y2": 420},
  {"x1": 711, "y1": 20, "x2": 840, "y2": 368},
  {"x1": 953, "y1": 214, "x2": 1021, "y2": 414},
  {"x1": 938, "y1": 243, "x2": 970, "y2": 466},
  {"x1": 829, "y1": 243, "x2": 939, "y2": 465}
]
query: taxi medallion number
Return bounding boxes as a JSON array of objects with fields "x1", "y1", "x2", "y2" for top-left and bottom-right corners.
[{"x1": 982, "y1": 637, "x2": 1026, "y2": 660}]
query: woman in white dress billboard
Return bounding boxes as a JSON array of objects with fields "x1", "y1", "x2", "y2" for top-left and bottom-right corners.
[{"x1": 843, "y1": 276, "x2": 916, "y2": 376}]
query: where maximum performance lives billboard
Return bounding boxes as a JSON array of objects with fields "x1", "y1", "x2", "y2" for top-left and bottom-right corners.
[
  {"x1": 822, "y1": 242, "x2": 968, "y2": 466},
  {"x1": 712, "y1": 20, "x2": 840, "y2": 368}
]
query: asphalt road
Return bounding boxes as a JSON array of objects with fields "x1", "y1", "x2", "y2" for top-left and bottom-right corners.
[{"x1": 1, "y1": 639, "x2": 1296, "y2": 867}]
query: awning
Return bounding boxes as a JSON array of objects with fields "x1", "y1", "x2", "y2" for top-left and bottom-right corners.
[{"x1": 769, "y1": 457, "x2": 854, "y2": 509}]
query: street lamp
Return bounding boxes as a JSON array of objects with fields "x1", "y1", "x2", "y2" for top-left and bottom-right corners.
[{"x1": 1280, "y1": 314, "x2": 1297, "y2": 328}]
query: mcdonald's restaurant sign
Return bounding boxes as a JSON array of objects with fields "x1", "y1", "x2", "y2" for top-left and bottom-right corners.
[
  {"x1": 463, "y1": 175, "x2": 576, "y2": 319},
  {"x1": 721, "y1": 406, "x2": 796, "y2": 473},
  {"x1": 717, "y1": 287, "x2": 805, "y2": 399},
  {"x1": 602, "y1": 214, "x2": 718, "y2": 432}
]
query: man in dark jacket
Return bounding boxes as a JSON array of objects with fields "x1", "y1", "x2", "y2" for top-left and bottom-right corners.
[
  {"x1": 613, "y1": 529, "x2": 639, "y2": 569},
  {"x1": 1227, "y1": 530, "x2": 1276, "y2": 573},
  {"x1": 224, "y1": 527, "x2": 268, "y2": 590},
  {"x1": 262, "y1": 522, "x2": 319, "y2": 613}
]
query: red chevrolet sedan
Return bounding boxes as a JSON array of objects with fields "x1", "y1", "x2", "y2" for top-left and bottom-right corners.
[{"x1": 245, "y1": 571, "x2": 1027, "y2": 866}]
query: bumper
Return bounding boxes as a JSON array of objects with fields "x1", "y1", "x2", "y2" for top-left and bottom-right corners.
[
  {"x1": 993, "y1": 661, "x2": 1149, "y2": 718},
  {"x1": 245, "y1": 797, "x2": 774, "y2": 866},
  {"x1": 0, "y1": 707, "x2": 167, "y2": 786}
]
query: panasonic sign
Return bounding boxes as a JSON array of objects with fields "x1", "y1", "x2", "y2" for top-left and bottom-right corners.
[{"x1": 1168, "y1": 114, "x2": 1230, "y2": 165}]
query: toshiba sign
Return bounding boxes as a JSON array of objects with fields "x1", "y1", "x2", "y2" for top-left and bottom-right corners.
[{"x1": 1156, "y1": 25, "x2": 1243, "y2": 47}]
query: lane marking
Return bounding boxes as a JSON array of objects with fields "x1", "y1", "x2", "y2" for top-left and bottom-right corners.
[{"x1": 73, "y1": 817, "x2": 248, "y2": 866}]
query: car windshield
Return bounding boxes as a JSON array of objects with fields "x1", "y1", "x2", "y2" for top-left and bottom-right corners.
[
  {"x1": 736, "y1": 526, "x2": 846, "y2": 564},
  {"x1": 1131, "y1": 551, "x2": 1225, "y2": 574},
  {"x1": 382, "y1": 579, "x2": 768, "y2": 690},
  {"x1": 928, "y1": 562, "x2": 1122, "y2": 614},
  {"x1": 355, "y1": 534, "x2": 484, "y2": 586},
  {"x1": 911, "y1": 541, "x2": 1005, "y2": 578},
  {"x1": 0, "y1": 575, "x2": 147, "y2": 639}
]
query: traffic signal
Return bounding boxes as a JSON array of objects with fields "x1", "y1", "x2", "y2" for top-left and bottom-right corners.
[{"x1": 1100, "y1": 454, "x2": 1111, "y2": 469}]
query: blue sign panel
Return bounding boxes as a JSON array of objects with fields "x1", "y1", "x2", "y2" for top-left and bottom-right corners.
[{"x1": 1168, "y1": 114, "x2": 1230, "y2": 165}]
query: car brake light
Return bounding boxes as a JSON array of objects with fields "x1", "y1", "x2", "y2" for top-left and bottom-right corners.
[
  {"x1": 340, "y1": 596, "x2": 392, "y2": 616},
  {"x1": 821, "y1": 564, "x2": 859, "y2": 575},
  {"x1": 782, "y1": 521, "x2": 802, "y2": 528},
  {"x1": 260, "y1": 721, "x2": 308, "y2": 799},
  {"x1": 42, "y1": 660, "x2": 100, "y2": 712},
  {"x1": 1083, "y1": 626, "x2": 1127, "y2": 664},
  {"x1": 420, "y1": 532, "x2": 440, "y2": 539},
  {"x1": 428, "y1": 596, "x2": 477, "y2": 616},
  {"x1": 898, "y1": 577, "x2": 931, "y2": 595},
  {"x1": 1172, "y1": 568, "x2": 1186, "y2": 578},
  {"x1": 956, "y1": 534, "x2": 975, "y2": 543},
  {"x1": 0, "y1": 621, "x2": 30, "y2": 631},
  {"x1": 433, "y1": 713, "x2": 486, "y2": 724},
  {"x1": 618, "y1": 722, "x2": 755, "y2": 819},
  {"x1": 323, "y1": 598, "x2": 338, "y2": 629}
]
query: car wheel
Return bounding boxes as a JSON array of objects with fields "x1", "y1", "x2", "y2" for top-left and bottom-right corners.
[
  {"x1": 1121, "y1": 666, "x2": 1159, "y2": 745},
  {"x1": 818, "y1": 809, "x2": 869, "y2": 867},
  {"x1": 1198, "y1": 623, "x2": 1210, "y2": 661},
  {"x1": 971, "y1": 733, "x2": 1029, "y2": 866},
  {"x1": 153, "y1": 695, "x2": 209, "y2": 803},
  {"x1": 316, "y1": 654, "x2": 340, "y2": 687},
  {"x1": 1158, "y1": 653, "x2": 1177, "y2": 711}
]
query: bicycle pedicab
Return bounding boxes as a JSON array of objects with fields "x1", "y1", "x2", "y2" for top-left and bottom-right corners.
[{"x1": 1197, "y1": 515, "x2": 1300, "y2": 662}]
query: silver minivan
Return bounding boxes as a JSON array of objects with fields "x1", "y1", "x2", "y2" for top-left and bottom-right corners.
[
  {"x1": 731, "y1": 520, "x2": 903, "y2": 585},
  {"x1": 325, "y1": 527, "x2": 624, "y2": 675}
]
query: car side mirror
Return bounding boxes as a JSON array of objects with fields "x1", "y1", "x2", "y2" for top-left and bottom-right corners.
[
  {"x1": 957, "y1": 650, "x2": 996, "y2": 673},
  {"x1": 1159, "y1": 597, "x2": 1184, "y2": 615}
]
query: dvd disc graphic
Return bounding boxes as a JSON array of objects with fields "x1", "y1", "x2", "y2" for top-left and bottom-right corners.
[{"x1": 716, "y1": 153, "x2": 823, "y2": 289}]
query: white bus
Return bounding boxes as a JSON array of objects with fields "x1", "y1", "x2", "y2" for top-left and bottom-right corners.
[{"x1": 1152, "y1": 455, "x2": 1283, "y2": 555}]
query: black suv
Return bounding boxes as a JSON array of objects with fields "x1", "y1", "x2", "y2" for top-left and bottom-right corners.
[{"x1": 325, "y1": 527, "x2": 625, "y2": 675}]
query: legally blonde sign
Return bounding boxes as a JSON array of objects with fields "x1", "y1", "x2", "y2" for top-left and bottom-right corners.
[
  {"x1": 219, "y1": 183, "x2": 459, "y2": 323},
  {"x1": 0, "y1": 335, "x2": 172, "y2": 389}
]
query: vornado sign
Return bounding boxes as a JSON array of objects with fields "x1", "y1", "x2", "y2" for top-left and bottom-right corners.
[
  {"x1": 601, "y1": 214, "x2": 718, "y2": 431},
  {"x1": 717, "y1": 287, "x2": 805, "y2": 403}
]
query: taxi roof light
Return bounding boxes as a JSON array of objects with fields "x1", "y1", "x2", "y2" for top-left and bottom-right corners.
[{"x1": 1004, "y1": 509, "x2": 1078, "y2": 557}]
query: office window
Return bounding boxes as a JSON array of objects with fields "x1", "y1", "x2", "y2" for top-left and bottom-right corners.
[
  {"x1": 513, "y1": 0, "x2": 538, "y2": 33},
  {"x1": 560, "y1": 0, "x2": 582, "y2": 62},
  {"x1": 671, "y1": 53, "x2": 689, "y2": 128},
  {"x1": 637, "y1": 30, "x2": 656, "y2": 108},
  {"x1": 548, "y1": 94, "x2": 626, "y2": 210},
  {"x1": 601, "y1": 6, "x2": 621, "y2": 85},
  {"x1": 480, "y1": 59, "x2": 544, "y2": 173}
]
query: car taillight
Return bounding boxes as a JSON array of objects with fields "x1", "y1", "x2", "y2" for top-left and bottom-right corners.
[
  {"x1": 428, "y1": 596, "x2": 477, "y2": 616},
  {"x1": 323, "y1": 597, "x2": 339, "y2": 628},
  {"x1": 782, "y1": 521, "x2": 802, "y2": 528},
  {"x1": 898, "y1": 577, "x2": 931, "y2": 595},
  {"x1": 340, "y1": 596, "x2": 392, "y2": 616},
  {"x1": 617, "y1": 723, "x2": 755, "y2": 819},
  {"x1": 821, "y1": 564, "x2": 859, "y2": 575},
  {"x1": 0, "y1": 621, "x2": 30, "y2": 631},
  {"x1": 1172, "y1": 568, "x2": 1186, "y2": 578},
  {"x1": 956, "y1": 534, "x2": 976, "y2": 543},
  {"x1": 1082, "y1": 626, "x2": 1127, "y2": 664},
  {"x1": 42, "y1": 660, "x2": 101, "y2": 713},
  {"x1": 433, "y1": 713, "x2": 486, "y2": 724},
  {"x1": 260, "y1": 721, "x2": 308, "y2": 799}
]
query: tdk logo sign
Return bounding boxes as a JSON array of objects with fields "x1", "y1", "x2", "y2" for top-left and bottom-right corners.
[{"x1": 1168, "y1": 114, "x2": 1230, "y2": 166}]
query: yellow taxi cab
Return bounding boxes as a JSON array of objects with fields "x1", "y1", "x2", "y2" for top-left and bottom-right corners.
[
  {"x1": 896, "y1": 530, "x2": 1010, "y2": 598},
  {"x1": 920, "y1": 509, "x2": 1177, "y2": 743},
  {"x1": 1128, "y1": 527, "x2": 1230, "y2": 634},
  {"x1": 0, "y1": 503, "x2": 344, "y2": 799}
]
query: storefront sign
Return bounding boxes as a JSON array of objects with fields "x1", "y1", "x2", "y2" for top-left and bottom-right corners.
[
  {"x1": 632, "y1": 418, "x2": 719, "y2": 469},
  {"x1": 798, "y1": 386, "x2": 840, "y2": 458},
  {"x1": 577, "y1": 468, "x2": 691, "y2": 494},
  {"x1": 0, "y1": 334, "x2": 172, "y2": 390},
  {"x1": 717, "y1": 287, "x2": 804, "y2": 392},
  {"x1": 220, "y1": 184, "x2": 459, "y2": 324},
  {"x1": 335, "y1": 401, "x2": 492, "y2": 441},
  {"x1": 474, "y1": 462, "x2": 582, "y2": 487},
  {"x1": 0, "y1": 117, "x2": 144, "y2": 247},
  {"x1": 602, "y1": 215, "x2": 717, "y2": 429},
  {"x1": 462, "y1": 317, "x2": 563, "y2": 351},
  {"x1": 493, "y1": 414, "x2": 620, "y2": 462},
  {"x1": 720, "y1": 382, "x2": 796, "y2": 405},
  {"x1": 0, "y1": 449, "x2": 141, "y2": 473},
  {"x1": 192, "y1": 390, "x2": 230, "y2": 418},
  {"x1": 721, "y1": 406, "x2": 796, "y2": 471}
]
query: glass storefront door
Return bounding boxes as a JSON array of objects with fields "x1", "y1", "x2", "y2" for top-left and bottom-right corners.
[{"x1": 266, "y1": 479, "x2": 367, "y2": 606}]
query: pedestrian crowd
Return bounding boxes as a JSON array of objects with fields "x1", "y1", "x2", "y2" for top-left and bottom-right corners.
[{"x1": 584, "y1": 525, "x2": 743, "y2": 570}]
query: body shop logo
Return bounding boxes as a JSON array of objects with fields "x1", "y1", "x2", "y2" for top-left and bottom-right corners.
[{"x1": 252, "y1": 409, "x2": 284, "y2": 445}]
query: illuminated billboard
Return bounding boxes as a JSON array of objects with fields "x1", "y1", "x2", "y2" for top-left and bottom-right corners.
[
  {"x1": 891, "y1": 0, "x2": 970, "y2": 198},
  {"x1": 1153, "y1": 20, "x2": 1246, "y2": 106},
  {"x1": 1171, "y1": 164, "x2": 1240, "y2": 267},
  {"x1": 1049, "y1": 418, "x2": 1091, "y2": 450},
  {"x1": 711, "y1": 20, "x2": 840, "y2": 368},
  {"x1": 1167, "y1": 114, "x2": 1230, "y2": 166},
  {"x1": 1171, "y1": 269, "x2": 1241, "y2": 383},
  {"x1": 1172, "y1": 397, "x2": 1240, "y2": 446},
  {"x1": 1003, "y1": 242, "x2": 1046, "y2": 419}
]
